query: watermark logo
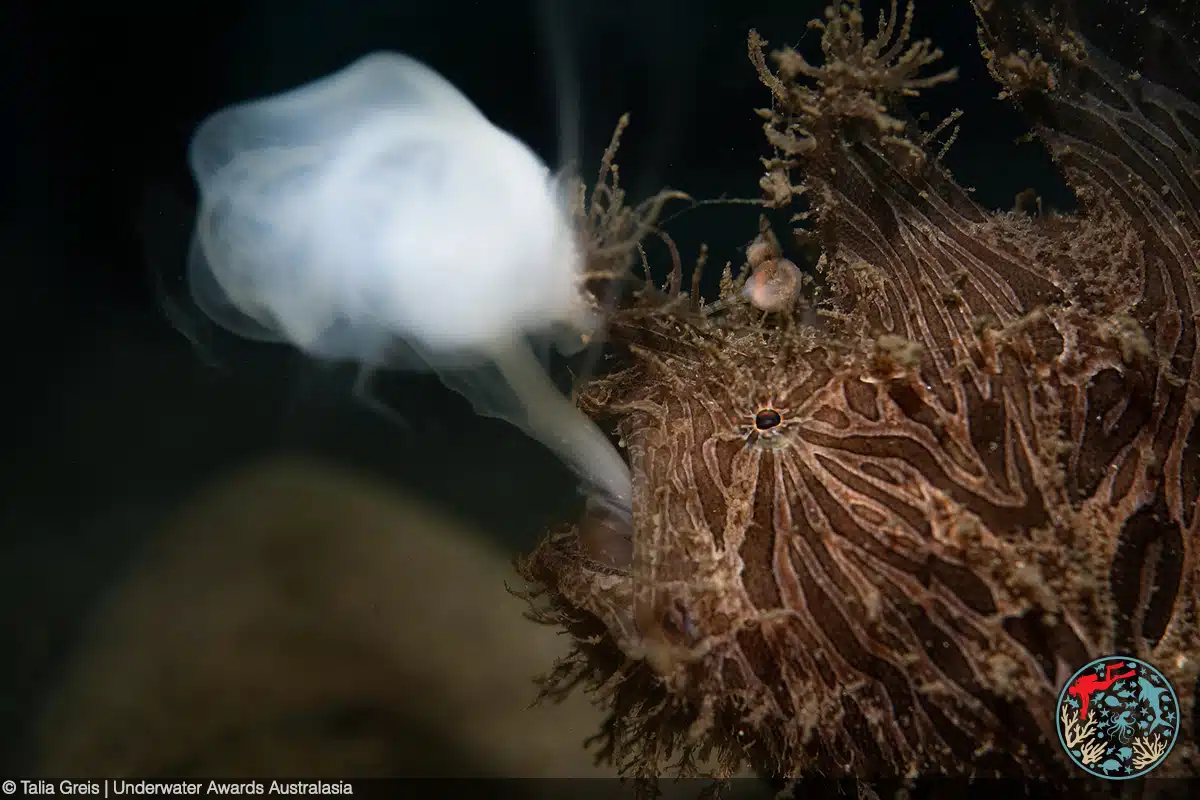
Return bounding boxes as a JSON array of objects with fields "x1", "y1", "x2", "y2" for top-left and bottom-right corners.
[{"x1": 1056, "y1": 655, "x2": 1179, "y2": 778}]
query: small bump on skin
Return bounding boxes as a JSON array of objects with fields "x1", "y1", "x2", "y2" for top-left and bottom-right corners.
[
  {"x1": 743, "y1": 257, "x2": 802, "y2": 313},
  {"x1": 746, "y1": 237, "x2": 775, "y2": 268}
]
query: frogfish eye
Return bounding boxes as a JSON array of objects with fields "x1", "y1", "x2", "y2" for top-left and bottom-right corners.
[{"x1": 754, "y1": 408, "x2": 782, "y2": 430}]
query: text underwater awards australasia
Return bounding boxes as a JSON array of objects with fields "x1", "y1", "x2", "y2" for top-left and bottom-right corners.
[{"x1": 10, "y1": 780, "x2": 354, "y2": 795}]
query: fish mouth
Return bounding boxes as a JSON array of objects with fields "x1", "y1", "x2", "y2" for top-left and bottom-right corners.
[{"x1": 577, "y1": 488, "x2": 634, "y2": 571}]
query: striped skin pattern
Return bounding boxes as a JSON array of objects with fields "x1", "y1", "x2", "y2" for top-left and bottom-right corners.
[{"x1": 517, "y1": 0, "x2": 1200, "y2": 789}]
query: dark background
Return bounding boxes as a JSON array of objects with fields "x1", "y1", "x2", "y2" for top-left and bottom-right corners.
[{"x1": 0, "y1": 0, "x2": 1074, "y2": 775}]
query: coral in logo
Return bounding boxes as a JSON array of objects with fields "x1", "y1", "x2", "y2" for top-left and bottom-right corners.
[{"x1": 1056, "y1": 656, "x2": 1179, "y2": 779}]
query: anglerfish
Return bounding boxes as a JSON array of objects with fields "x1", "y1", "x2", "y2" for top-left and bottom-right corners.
[{"x1": 517, "y1": 0, "x2": 1200, "y2": 791}]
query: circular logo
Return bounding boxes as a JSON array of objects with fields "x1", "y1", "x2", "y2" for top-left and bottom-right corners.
[{"x1": 1055, "y1": 655, "x2": 1179, "y2": 779}]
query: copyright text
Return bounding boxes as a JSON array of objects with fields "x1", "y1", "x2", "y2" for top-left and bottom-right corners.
[{"x1": 2, "y1": 781, "x2": 353, "y2": 796}]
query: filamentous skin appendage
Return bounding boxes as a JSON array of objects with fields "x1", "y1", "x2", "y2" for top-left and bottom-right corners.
[{"x1": 517, "y1": 0, "x2": 1200, "y2": 793}]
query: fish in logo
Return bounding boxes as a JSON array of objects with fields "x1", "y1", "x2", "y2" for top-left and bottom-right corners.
[{"x1": 1056, "y1": 656, "x2": 1179, "y2": 779}]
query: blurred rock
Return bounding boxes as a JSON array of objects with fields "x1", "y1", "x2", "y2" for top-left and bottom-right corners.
[{"x1": 35, "y1": 457, "x2": 616, "y2": 779}]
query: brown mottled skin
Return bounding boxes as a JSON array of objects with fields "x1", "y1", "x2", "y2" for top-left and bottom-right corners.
[{"x1": 518, "y1": 0, "x2": 1200, "y2": 789}]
